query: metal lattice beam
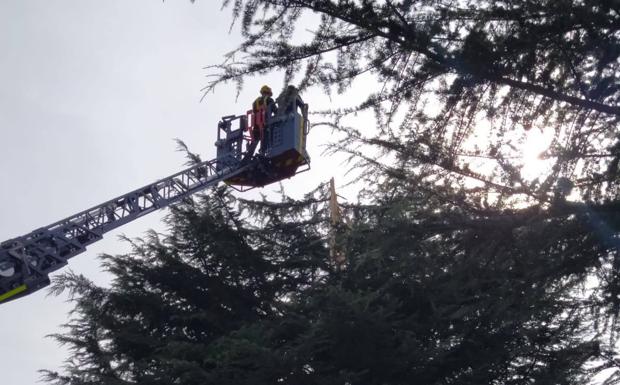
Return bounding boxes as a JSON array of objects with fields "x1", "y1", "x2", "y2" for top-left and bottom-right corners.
[{"x1": 0, "y1": 158, "x2": 248, "y2": 303}]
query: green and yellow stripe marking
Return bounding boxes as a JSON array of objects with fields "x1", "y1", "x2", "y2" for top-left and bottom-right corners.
[{"x1": 0, "y1": 284, "x2": 28, "y2": 302}]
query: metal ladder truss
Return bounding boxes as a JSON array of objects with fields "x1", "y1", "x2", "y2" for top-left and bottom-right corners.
[{"x1": 0, "y1": 157, "x2": 249, "y2": 304}]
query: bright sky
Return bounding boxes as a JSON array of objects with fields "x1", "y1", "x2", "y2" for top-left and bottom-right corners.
[{"x1": 0, "y1": 2, "x2": 345, "y2": 384}]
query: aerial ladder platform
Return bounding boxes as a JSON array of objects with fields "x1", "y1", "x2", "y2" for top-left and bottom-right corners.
[{"x1": 0, "y1": 92, "x2": 310, "y2": 304}]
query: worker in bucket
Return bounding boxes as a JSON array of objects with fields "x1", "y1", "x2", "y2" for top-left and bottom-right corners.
[
  {"x1": 253, "y1": 85, "x2": 277, "y2": 115},
  {"x1": 252, "y1": 85, "x2": 277, "y2": 151}
]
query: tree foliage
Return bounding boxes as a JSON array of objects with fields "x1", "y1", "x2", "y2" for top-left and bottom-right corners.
[
  {"x1": 209, "y1": 0, "x2": 620, "y2": 205},
  {"x1": 42, "y1": 187, "x2": 330, "y2": 384},
  {"x1": 42, "y1": 185, "x2": 620, "y2": 384},
  {"x1": 43, "y1": 1, "x2": 620, "y2": 384}
]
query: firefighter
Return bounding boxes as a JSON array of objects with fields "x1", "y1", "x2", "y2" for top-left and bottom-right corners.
[
  {"x1": 253, "y1": 85, "x2": 277, "y2": 114},
  {"x1": 252, "y1": 85, "x2": 277, "y2": 152}
]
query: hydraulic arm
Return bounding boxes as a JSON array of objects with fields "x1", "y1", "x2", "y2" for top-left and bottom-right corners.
[{"x1": 0, "y1": 157, "x2": 250, "y2": 304}]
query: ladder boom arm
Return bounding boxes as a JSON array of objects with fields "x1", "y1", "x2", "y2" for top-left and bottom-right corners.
[{"x1": 0, "y1": 157, "x2": 248, "y2": 304}]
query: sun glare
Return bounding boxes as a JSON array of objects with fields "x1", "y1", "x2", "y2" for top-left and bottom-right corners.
[{"x1": 521, "y1": 129, "x2": 554, "y2": 180}]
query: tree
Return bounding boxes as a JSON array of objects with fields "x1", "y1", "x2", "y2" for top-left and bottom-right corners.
[
  {"x1": 42, "y1": 183, "x2": 620, "y2": 384},
  {"x1": 44, "y1": 1, "x2": 620, "y2": 384},
  {"x1": 208, "y1": 0, "x2": 620, "y2": 205},
  {"x1": 42, "y1": 186, "x2": 331, "y2": 385}
]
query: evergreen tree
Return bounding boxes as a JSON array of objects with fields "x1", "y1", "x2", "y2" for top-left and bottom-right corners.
[
  {"x1": 43, "y1": 1, "x2": 620, "y2": 384},
  {"x1": 42, "y1": 183, "x2": 620, "y2": 384},
  {"x1": 208, "y1": 0, "x2": 620, "y2": 204},
  {"x1": 42, "y1": 186, "x2": 331, "y2": 385}
]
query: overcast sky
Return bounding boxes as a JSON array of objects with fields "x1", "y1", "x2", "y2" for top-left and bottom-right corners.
[{"x1": 0, "y1": 2, "x2": 348, "y2": 384}]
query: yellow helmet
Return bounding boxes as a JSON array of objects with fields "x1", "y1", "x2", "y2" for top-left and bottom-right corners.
[{"x1": 260, "y1": 85, "x2": 272, "y2": 95}]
